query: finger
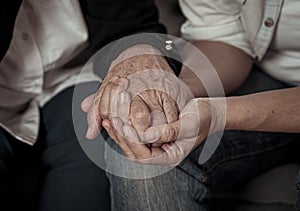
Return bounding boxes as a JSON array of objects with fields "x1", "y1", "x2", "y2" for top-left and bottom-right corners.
[
  {"x1": 102, "y1": 119, "x2": 118, "y2": 142},
  {"x1": 104, "y1": 118, "x2": 135, "y2": 159},
  {"x1": 144, "y1": 121, "x2": 179, "y2": 144},
  {"x1": 109, "y1": 78, "x2": 129, "y2": 120},
  {"x1": 135, "y1": 144, "x2": 183, "y2": 166},
  {"x1": 138, "y1": 90, "x2": 178, "y2": 125},
  {"x1": 122, "y1": 124, "x2": 153, "y2": 160},
  {"x1": 129, "y1": 96, "x2": 151, "y2": 141},
  {"x1": 117, "y1": 91, "x2": 131, "y2": 124},
  {"x1": 81, "y1": 94, "x2": 95, "y2": 113},
  {"x1": 149, "y1": 110, "x2": 166, "y2": 148},
  {"x1": 86, "y1": 79, "x2": 122, "y2": 139},
  {"x1": 98, "y1": 82, "x2": 115, "y2": 120},
  {"x1": 86, "y1": 104, "x2": 102, "y2": 140},
  {"x1": 160, "y1": 142, "x2": 175, "y2": 152},
  {"x1": 99, "y1": 78, "x2": 128, "y2": 120},
  {"x1": 159, "y1": 141, "x2": 187, "y2": 166},
  {"x1": 96, "y1": 76, "x2": 120, "y2": 119},
  {"x1": 144, "y1": 113, "x2": 200, "y2": 144},
  {"x1": 93, "y1": 83, "x2": 106, "y2": 113},
  {"x1": 121, "y1": 125, "x2": 180, "y2": 165},
  {"x1": 139, "y1": 90, "x2": 163, "y2": 112},
  {"x1": 150, "y1": 110, "x2": 167, "y2": 126},
  {"x1": 146, "y1": 140, "x2": 191, "y2": 166},
  {"x1": 161, "y1": 92, "x2": 178, "y2": 123},
  {"x1": 120, "y1": 123, "x2": 186, "y2": 166}
]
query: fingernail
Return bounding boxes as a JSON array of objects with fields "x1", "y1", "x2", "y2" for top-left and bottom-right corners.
[
  {"x1": 119, "y1": 92, "x2": 126, "y2": 103},
  {"x1": 145, "y1": 128, "x2": 159, "y2": 143},
  {"x1": 102, "y1": 122, "x2": 111, "y2": 131},
  {"x1": 102, "y1": 124, "x2": 109, "y2": 131}
]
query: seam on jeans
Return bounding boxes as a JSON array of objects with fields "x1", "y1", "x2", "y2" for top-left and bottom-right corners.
[
  {"x1": 143, "y1": 179, "x2": 152, "y2": 210},
  {"x1": 178, "y1": 160, "x2": 206, "y2": 183},
  {"x1": 174, "y1": 169, "x2": 184, "y2": 211}
]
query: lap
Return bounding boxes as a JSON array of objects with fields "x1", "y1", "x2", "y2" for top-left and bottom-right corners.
[
  {"x1": 39, "y1": 82, "x2": 110, "y2": 211},
  {"x1": 107, "y1": 130, "x2": 300, "y2": 209},
  {"x1": 107, "y1": 67, "x2": 300, "y2": 210},
  {"x1": 185, "y1": 131, "x2": 300, "y2": 193},
  {"x1": 106, "y1": 137, "x2": 209, "y2": 211}
]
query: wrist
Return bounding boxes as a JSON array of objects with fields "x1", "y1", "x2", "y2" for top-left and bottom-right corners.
[
  {"x1": 110, "y1": 44, "x2": 165, "y2": 68},
  {"x1": 196, "y1": 98, "x2": 227, "y2": 134},
  {"x1": 103, "y1": 50, "x2": 174, "y2": 86},
  {"x1": 225, "y1": 96, "x2": 256, "y2": 131},
  {"x1": 225, "y1": 95, "x2": 265, "y2": 131},
  {"x1": 107, "y1": 33, "x2": 182, "y2": 76}
]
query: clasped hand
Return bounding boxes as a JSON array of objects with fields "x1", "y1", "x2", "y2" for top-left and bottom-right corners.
[{"x1": 81, "y1": 50, "x2": 223, "y2": 165}]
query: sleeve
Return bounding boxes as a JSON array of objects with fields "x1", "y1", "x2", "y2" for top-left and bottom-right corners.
[
  {"x1": 0, "y1": 0, "x2": 22, "y2": 62},
  {"x1": 79, "y1": 0, "x2": 166, "y2": 52},
  {"x1": 78, "y1": 0, "x2": 182, "y2": 76},
  {"x1": 178, "y1": 0, "x2": 255, "y2": 57}
]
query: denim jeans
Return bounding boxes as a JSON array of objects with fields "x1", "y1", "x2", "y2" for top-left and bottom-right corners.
[{"x1": 106, "y1": 67, "x2": 300, "y2": 211}]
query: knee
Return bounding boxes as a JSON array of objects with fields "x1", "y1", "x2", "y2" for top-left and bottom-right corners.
[{"x1": 107, "y1": 164, "x2": 209, "y2": 211}]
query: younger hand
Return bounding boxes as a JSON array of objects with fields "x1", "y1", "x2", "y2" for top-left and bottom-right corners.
[{"x1": 109, "y1": 97, "x2": 225, "y2": 166}]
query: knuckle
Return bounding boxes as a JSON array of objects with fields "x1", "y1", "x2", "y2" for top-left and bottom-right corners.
[
  {"x1": 166, "y1": 111, "x2": 178, "y2": 122},
  {"x1": 99, "y1": 108, "x2": 108, "y2": 119},
  {"x1": 167, "y1": 126, "x2": 178, "y2": 142}
]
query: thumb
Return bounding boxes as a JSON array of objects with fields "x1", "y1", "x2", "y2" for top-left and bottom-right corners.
[
  {"x1": 81, "y1": 94, "x2": 95, "y2": 113},
  {"x1": 144, "y1": 111, "x2": 200, "y2": 144},
  {"x1": 86, "y1": 104, "x2": 102, "y2": 140},
  {"x1": 144, "y1": 120, "x2": 181, "y2": 144}
]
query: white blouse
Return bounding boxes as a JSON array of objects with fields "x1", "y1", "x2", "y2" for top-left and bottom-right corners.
[
  {"x1": 179, "y1": 0, "x2": 300, "y2": 85},
  {"x1": 0, "y1": 0, "x2": 97, "y2": 145}
]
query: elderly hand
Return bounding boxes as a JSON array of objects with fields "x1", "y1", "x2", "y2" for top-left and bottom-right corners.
[
  {"x1": 81, "y1": 44, "x2": 176, "y2": 139},
  {"x1": 100, "y1": 68, "x2": 197, "y2": 164}
]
